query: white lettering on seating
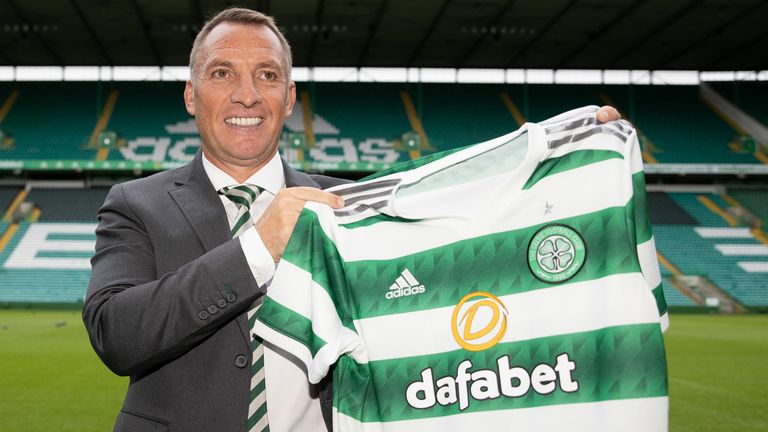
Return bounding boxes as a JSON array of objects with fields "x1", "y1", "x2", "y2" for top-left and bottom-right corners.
[
  {"x1": 359, "y1": 139, "x2": 400, "y2": 163},
  {"x1": 4, "y1": 224, "x2": 96, "y2": 270},
  {"x1": 167, "y1": 137, "x2": 200, "y2": 162},
  {"x1": 309, "y1": 138, "x2": 360, "y2": 163},
  {"x1": 119, "y1": 137, "x2": 170, "y2": 162}
]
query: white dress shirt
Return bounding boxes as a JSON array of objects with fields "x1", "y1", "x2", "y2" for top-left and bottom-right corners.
[{"x1": 202, "y1": 151, "x2": 326, "y2": 432}]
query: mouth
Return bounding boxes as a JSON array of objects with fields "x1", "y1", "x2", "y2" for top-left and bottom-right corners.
[{"x1": 224, "y1": 117, "x2": 264, "y2": 127}]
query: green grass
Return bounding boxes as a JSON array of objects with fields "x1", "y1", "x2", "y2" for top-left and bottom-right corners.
[
  {"x1": 666, "y1": 314, "x2": 768, "y2": 431},
  {"x1": 0, "y1": 311, "x2": 766, "y2": 431},
  {"x1": 0, "y1": 309, "x2": 126, "y2": 431}
]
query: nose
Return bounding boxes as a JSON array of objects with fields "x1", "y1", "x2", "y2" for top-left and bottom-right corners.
[{"x1": 230, "y1": 75, "x2": 262, "y2": 107}]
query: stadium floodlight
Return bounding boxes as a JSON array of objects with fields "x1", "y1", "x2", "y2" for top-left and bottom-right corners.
[
  {"x1": 98, "y1": 130, "x2": 118, "y2": 148},
  {"x1": 286, "y1": 132, "x2": 307, "y2": 149},
  {"x1": 401, "y1": 131, "x2": 420, "y2": 149}
]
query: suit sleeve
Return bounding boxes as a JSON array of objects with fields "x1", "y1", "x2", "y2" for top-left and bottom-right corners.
[
  {"x1": 83, "y1": 183, "x2": 262, "y2": 376},
  {"x1": 253, "y1": 205, "x2": 364, "y2": 384}
]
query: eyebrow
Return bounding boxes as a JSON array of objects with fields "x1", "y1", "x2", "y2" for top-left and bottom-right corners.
[{"x1": 204, "y1": 59, "x2": 284, "y2": 72}]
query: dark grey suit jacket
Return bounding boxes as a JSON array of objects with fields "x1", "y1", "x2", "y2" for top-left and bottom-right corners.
[{"x1": 83, "y1": 152, "x2": 347, "y2": 431}]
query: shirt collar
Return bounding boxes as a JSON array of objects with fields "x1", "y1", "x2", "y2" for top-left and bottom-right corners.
[{"x1": 202, "y1": 151, "x2": 285, "y2": 196}]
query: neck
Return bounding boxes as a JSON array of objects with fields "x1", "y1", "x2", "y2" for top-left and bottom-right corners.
[{"x1": 203, "y1": 151, "x2": 275, "y2": 183}]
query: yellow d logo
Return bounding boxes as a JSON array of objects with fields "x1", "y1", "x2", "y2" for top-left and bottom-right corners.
[{"x1": 451, "y1": 291, "x2": 508, "y2": 352}]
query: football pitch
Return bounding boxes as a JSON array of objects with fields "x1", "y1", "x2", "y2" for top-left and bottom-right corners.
[{"x1": 0, "y1": 310, "x2": 765, "y2": 431}]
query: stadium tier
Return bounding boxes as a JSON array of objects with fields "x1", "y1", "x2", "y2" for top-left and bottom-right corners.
[
  {"x1": 2, "y1": 186, "x2": 765, "y2": 308},
  {"x1": 729, "y1": 189, "x2": 768, "y2": 223},
  {"x1": 0, "y1": 83, "x2": 104, "y2": 160},
  {"x1": 604, "y1": 85, "x2": 759, "y2": 164},
  {"x1": 0, "y1": 187, "x2": 102, "y2": 304},
  {"x1": 2, "y1": 81, "x2": 768, "y2": 171},
  {"x1": 0, "y1": 186, "x2": 20, "y2": 213},
  {"x1": 25, "y1": 188, "x2": 109, "y2": 221},
  {"x1": 649, "y1": 191, "x2": 768, "y2": 308}
]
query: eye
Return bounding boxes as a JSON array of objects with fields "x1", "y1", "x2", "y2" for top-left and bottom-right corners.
[
  {"x1": 212, "y1": 69, "x2": 230, "y2": 79},
  {"x1": 262, "y1": 70, "x2": 277, "y2": 81}
]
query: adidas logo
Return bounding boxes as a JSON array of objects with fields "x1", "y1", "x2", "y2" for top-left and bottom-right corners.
[{"x1": 385, "y1": 269, "x2": 426, "y2": 299}]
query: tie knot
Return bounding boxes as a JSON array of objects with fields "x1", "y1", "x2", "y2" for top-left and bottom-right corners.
[{"x1": 219, "y1": 184, "x2": 261, "y2": 209}]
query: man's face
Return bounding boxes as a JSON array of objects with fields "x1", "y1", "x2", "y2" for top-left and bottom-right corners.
[{"x1": 184, "y1": 22, "x2": 295, "y2": 174}]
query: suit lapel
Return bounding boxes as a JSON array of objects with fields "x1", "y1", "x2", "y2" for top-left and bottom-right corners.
[
  {"x1": 283, "y1": 157, "x2": 321, "y2": 188},
  {"x1": 168, "y1": 152, "x2": 232, "y2": 253},
  {"x1": 169, "y1": 153, "x2": 324, "y2": 349},
  {"x1": 168, "y1": 154, "x2": 253, "y2": 346}
]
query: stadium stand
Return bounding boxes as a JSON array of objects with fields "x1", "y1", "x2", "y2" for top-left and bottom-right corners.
[
  {"x1": 105, "y1": 82, "x2": 192, "y2": 162},
  {"x1": 645, "y1": 189, "x2": 768, "y2": 309},
  {"x1": 0, "y1": 82, "x2": 104, "y2": 160},
  {"x1": 3, "y1": 81, "x2": 768, "y2": 167},
  {"x1": 0, "y1": 186, "x2": 20, "y2": 214},
  {"x1": 0, "y1": 187, "x2": 105, "y2": 304},
  {"x1": 25, "y1": 187, "x2": 109, "y2": 222},
  {"x1": 0, "y1": 221, "x2": 94, "y2": 304},
  {"x1": 604, "y1": 85, "x2": 759, "y2": 164},
  {"x1": 709, "y1": 82, "x2": 768, "y2": 126},
  {"x1": 653, "y1": 225, "x2": 768, "y2": 307},
  {"x1": 1, "y1": 81, "x2": 766, "y2": 308},
  {"x1": 729, "y1": 189, "x2": 768, "y2": 222},
  {"x1": 667, "y1": 193, "x2": 731, "y2": 227},
  {"x1": 418, "y1": 83, "x2": 522, "y2": 151}
]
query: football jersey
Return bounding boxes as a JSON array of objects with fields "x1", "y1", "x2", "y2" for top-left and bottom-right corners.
[{"x1": 253, "y1": 106, "x2": 669, "y2": 431}]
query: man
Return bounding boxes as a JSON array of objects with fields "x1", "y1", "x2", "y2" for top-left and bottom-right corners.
[{"x1": 83, "y1": 6, "x2": 622, "y2": 432}]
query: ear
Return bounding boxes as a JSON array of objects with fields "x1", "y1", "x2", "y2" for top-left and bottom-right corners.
[
  {"x1": 184, "y1": 81, "x2": 195, "y2": 116},
  {"x1": 284, "y1": 81, "x2": 297, "y2": 116}
]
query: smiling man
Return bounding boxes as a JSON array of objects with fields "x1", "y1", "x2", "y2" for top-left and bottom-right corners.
[
  {"x1": 83, "y1": 6, "x2": 622, "y2": 432},
  {"x1": 84, "y1": 8, "x2": 345, "y2": 432}
]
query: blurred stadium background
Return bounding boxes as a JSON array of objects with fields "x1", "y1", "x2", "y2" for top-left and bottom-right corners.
[{"x1": 0, "y1": 0, "x2": 766, "y2": 430}]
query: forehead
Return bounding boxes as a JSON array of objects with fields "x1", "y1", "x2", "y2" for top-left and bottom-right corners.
[{"x1": 199, "y1": 22, "x2": 285, "y2": 67}]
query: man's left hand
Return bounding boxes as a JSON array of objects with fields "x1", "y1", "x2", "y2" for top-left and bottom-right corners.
[{"x1": 597, "y1": 106, "x2": 621, "y2": 123}]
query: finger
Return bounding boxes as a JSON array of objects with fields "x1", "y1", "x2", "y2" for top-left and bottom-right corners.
[
  {"x1": 282, "y1": 187, "x2": 345, "y2": 208},
  {"x1": 597, "y1": 106, "x2": 621, "y2": 123}
]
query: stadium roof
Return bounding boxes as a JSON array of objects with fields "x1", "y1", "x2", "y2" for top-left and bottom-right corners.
[{"x1": 0, "y1": 0, "x2": 767, "y2": 71}]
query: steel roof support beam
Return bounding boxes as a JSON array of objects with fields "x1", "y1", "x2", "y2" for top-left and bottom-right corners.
[
  {"x1": 505, "y1": 0, "x2": 579, "y2": 68},
  {"x1": 555, "y1": 0, "x2": 647, "y2": 69},
  {"x1": 129, "y1": 0, "x2": 162, "y2": 66},
  {"x1": 357, "y1": 0, "x2": 388, "y2": 68},
  {"x1": 7, "y1": 0, "x2": 63, "y2": 65},
  {"x1": 306, "y1": 0, "x2": 327, "y2": 67},
  {"x1": 407, "y1": 0, "x2": 452, "y2": 67},
  {"x1": 69, "y1": 0, "x2": 113, "y2": 65},
  {"x1": 457, "y1": 0, "x2": 517, "y2": 68},
  {"x1": 605, "y1": 0, "x2": 699, "y2": 68}
]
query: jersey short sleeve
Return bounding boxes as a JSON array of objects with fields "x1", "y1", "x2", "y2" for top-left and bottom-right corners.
[{"x1": 252, "y1": 205, "x2": 365, "y2": 384}]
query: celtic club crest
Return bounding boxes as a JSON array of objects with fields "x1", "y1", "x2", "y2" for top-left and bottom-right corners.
[{"x1": 528, "y1": 224, "x2": 586, "y2": 283}]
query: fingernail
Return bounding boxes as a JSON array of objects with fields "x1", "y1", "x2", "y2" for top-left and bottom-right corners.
[{"x1": 336, "y1": 197, "x2": 345, "y2": 207}]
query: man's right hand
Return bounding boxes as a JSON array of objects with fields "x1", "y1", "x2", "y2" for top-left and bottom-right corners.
[{"x1": 256, "y1": 187, "x2": 344, "y2": 262}]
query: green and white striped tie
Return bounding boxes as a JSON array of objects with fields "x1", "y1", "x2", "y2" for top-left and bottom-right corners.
[{"x1": 219, "y1": 184, "x2": 270, "y2": 431}]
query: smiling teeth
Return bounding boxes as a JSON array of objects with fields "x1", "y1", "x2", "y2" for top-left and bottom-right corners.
[{"x1": 226, "y1": 117, "x2": 263, "y2": 126}]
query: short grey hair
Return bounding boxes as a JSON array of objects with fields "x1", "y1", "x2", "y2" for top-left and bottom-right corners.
[{"x1": 189, "y1": 7, "x2": 292, "y2": 79}]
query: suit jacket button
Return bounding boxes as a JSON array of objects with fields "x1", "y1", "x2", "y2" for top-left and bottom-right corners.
[
  {"x1": 217, "y1": 299, "x2": 227, "y2": 308},
  {"x1": 207, "y1": 305, "x2": 218, "y2": 315},
  {"x1": 226, "y1": 293, "x2": 236, "y2": 303},
  {"x1": 198, "y1": 310, "x2": 209, "y2": 320},
  {"x1": 234, "y1": 355, "x2": 248, "y2": 368}
]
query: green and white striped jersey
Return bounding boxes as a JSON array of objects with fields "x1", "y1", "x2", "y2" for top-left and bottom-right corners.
[{"x1": 254, "y1": 106, "x2": 669, "y2": 431}]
